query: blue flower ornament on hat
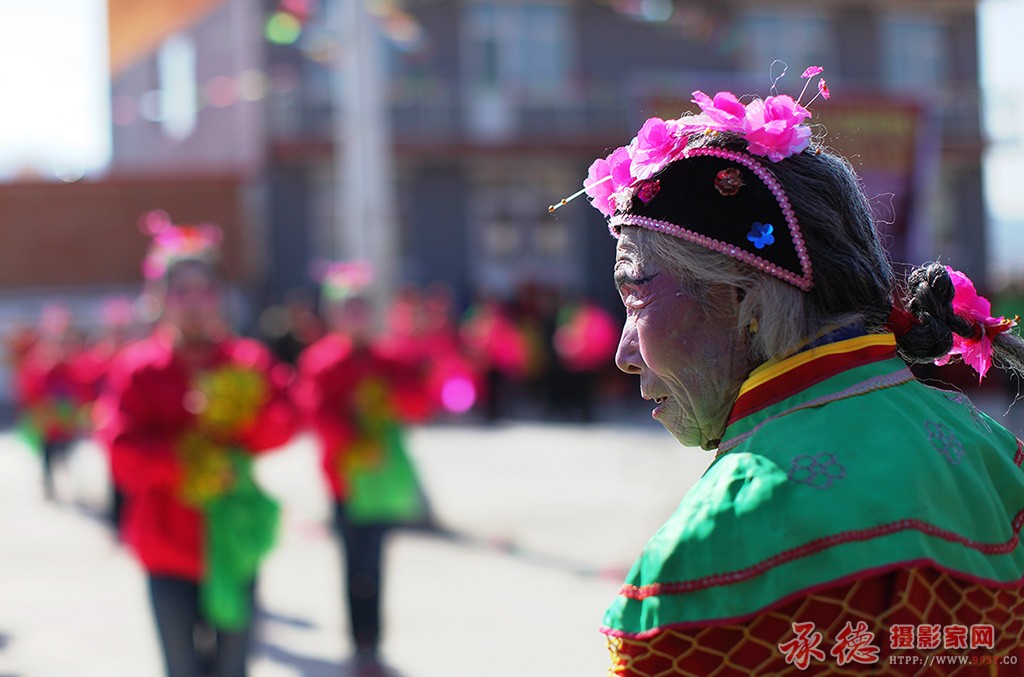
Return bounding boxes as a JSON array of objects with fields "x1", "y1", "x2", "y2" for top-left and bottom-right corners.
[{"x1": 553, "y1": 65, "x2": 832, "y2": 293}]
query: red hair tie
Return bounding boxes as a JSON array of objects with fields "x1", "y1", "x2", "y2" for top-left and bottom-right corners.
[{"x1": 885, "y1": 296, "x2": 920, "y2": 338}]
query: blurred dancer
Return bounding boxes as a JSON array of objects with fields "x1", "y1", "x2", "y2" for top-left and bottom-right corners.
[
  {"x1": 15, "y1": 304, "x2": 90, "y2": 500},
  {"x1": 258, "y1": 287, "x2": 324, "y2": 366},
  {"x1": 295, "y1": 261, "x2": 431, "y2": 675},
  {"x1": 459, "y1": 297, "x2": 529, "y2": 421},
  {"x1": 94, "y1": 211, "x2": 298, "y2": 677},
  {"x1": 551, "y1": 298, "x2": 618, "y2": 422},
  {"x1": 383, "y1": 284, "x2": 478, "y2": 418}
]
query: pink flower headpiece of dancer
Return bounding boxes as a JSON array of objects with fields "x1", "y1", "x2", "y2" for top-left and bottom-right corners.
[
  {"x1": 552, "y1": 64, "x2": 831, "y2": 292},
  {"x1": 317, "y1": 259, "x2": 374, "y2": 302},
  {"x1": 139, "y1": 210, "x2": 223, "y2": 280}
]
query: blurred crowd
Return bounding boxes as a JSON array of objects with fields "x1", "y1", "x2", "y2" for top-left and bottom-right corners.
[
  {"x1": 0, "y1": 216, "x2": 622, "y2": 676},
  {"x1": 5, "y1": 283, "x2": 623, "y2": 450}
]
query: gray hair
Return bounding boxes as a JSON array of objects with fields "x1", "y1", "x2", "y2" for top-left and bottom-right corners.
[{"x1": 640, "y1": 132, "x2": 893, "y2": 363}]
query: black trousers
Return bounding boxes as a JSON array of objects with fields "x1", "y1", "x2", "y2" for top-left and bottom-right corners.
[
  {"x1": 41, "y1": 439, "x2": 72, "y2": 498},
  {"x1": 333, "y1": 503, "x2": 388, "y2": 654},
  {"x1": 147, "y1": 575, "x2": 253, "y2": 677}
]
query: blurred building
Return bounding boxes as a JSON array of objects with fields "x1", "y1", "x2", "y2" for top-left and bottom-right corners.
[
  {"x1": 0, "y1": 0, "x2": 986, "y2": 317},
  {"x1": 262, "y1": 0, "x2": 983, "y2": 309}
]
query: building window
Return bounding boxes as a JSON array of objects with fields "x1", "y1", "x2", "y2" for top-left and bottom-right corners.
[
  {"x1": 739, "y1": 8, "x2": 834, "y2": 84},
  {"x1": 880, "y1": 13, "x2": 945, "y2": 91},
  {"x1": 462, "y1": 0, "x2": 573, "y2": 138},
  {"x1": 467, "y1": 164, "x2": 582, "y2": 297},
  {"x1": 463, "y1": 1, "x2": 571, "y2": 98}
]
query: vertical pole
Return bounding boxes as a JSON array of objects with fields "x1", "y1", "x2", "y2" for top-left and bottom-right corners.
[{"x1": 331, "y1": 0, "x2": 398, "y2": 320}]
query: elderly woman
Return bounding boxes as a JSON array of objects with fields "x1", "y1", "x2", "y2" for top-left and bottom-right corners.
[{"x1": 567, "y1": 70, "x2": 1024, "y2": 673}]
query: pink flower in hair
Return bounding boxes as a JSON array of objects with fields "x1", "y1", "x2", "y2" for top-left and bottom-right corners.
[
  {"x1": 320, "y1": 260, "x2": 374, "y2": 301},
  {"x1": 935, "y1": 266, "x2": 1017, "y2": 382},
  {"x1": 801, "y1": 66, "x2": 823, "y2": 79},
  {"x1": 628, "y1": 117, "x2": 688, "y2": 180},
  {"x1": 139, "y1": 210, "x2": 222, "y2": 280},
  {"x1": 742, "y1": 95, "x2": 812, "y2": 162},
  {"x1": 691, "y1": 90, "x2": 746, "y2": 133}
]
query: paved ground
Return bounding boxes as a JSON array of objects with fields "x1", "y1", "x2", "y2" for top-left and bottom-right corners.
[
  {"x1": 4, "y1": 388, "x2": 1022, "y2": 677},
  {"x1": 0, "y1": 417, "x2": 711, "y2": 677}
]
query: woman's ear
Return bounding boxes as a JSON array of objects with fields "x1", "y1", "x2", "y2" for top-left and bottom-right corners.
[{"x1": 734, "y1": 287, "x2": 747, "y2": 304}]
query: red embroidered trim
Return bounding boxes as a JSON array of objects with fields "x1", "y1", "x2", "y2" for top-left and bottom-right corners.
[
  {"x1": 1015, "y1": 439, "x2": 1023, "y2": 469},
  {"x1": 619, "y1": 508, "x2": 1024, "y2": 601},
  {"x1": 728, "y1": 342, "x2": 896, "y2": 426},
  {"x1": 601, "y1": 559, "x2": 1024, "y2": 640}
]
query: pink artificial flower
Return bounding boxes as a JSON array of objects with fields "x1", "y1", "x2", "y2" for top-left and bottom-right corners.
[
  {"x1": 584, "y1": 147, "x2": 633, "y2": 216},
  {"x1": 801, "y1": 66, "x2": 824, "y2": 79},
  {"x1": 742, "y1": 95, "x2": 812, "y2": 162},
  {"x1": 584, "y1": 157, "x2": 615, "y2": 217},
  {"x1": 691, "y1": 90, "x2": 747, "y2": 133},
  {"x1": 818, "y1": 78, "x2": 830, "y2": 100},
  {"x1": 670, "y1": 114, "x2": 714, "y2": 137},
  {"x1": 628, "y1": 117, "x2": 687, "y2": 180},
  {"x1": 934, "y1": 266, "x2": 1016, "y2": 382},
  {"x1": 608, "y1": 146, "x2": 634, "y2": 191},
  {"x1": 142, "y1": 223, "x2": 222, "y2": 280}
]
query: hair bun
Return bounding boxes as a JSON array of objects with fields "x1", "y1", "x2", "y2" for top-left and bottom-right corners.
[
  {"x1": 907, "y1": 263, "x2": 975, "y2": 337},
  {"x1": 897, "y1": 263, "x2": 960, "y2": 362}
]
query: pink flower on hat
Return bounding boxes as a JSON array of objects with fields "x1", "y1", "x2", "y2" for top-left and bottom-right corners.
[
  {"x1": 584, "y1": 146, "x2": 633, "y2": 216},
  {"x1": 742, "y1": 95, "x2": 812, "y2": 162},
  {"x1": 691, "y1": 90, "x2": 746, "y2": 132},
  {"x1": 558, "y1": 64, "x2": 831, "y2": 217},
  {"x1": 628, "y1": 117, "x2": 689, "y2": 180}
]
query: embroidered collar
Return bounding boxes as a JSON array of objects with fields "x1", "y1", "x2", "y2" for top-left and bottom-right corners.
[{"x1": 727, "y1": 330, "x2": 897, "y2": 427}]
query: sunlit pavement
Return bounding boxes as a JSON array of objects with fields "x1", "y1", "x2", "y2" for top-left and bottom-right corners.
[{"x1": 0, "y1": 418, "x2": 709, "y2": 677}]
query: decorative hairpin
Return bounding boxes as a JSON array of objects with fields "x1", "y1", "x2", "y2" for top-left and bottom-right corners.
[{"x1": 139, "y1": 210, "x2": 223, "y2": 280}]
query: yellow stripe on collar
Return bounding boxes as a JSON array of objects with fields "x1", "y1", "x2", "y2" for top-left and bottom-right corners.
[{"x1": 738, "y1": 333, "x2": 897, "y2": 398}]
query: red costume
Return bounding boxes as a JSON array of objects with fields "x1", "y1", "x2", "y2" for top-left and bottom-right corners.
[
  {"x1": 16, "y1": 339, "x2": 92, "y2": 445},
  {"x1": 95, "y1": 331, "x2": 298, "y2": 580},
  {"x1": 294, "y1": 333, "x2": 431, "y2": 501}
]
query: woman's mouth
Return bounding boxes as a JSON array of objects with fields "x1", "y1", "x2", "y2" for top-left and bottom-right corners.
[{"x1": 651, "y1": 396, "x2": 668, "y2": 418}]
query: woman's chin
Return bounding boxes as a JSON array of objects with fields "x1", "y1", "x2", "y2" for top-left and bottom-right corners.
[
  {"x1": 660, "y1": 417, "x2": 700, "y2": 449},
  {"x1": 659, "y1": 411, "x2": 722, "y2": 451}
]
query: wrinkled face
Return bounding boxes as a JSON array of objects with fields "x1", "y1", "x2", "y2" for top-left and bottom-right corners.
[
  {"x1": 163, "y1": 261, "x2": 222, "y2": 342},
  {"x1": 614, "y1": 229, "x2": 752, "y2": 449}
]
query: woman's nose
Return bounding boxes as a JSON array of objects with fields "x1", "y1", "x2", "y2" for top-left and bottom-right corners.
[{"x1": 615, "y1": 316, "x2": 642, "y2": 374}]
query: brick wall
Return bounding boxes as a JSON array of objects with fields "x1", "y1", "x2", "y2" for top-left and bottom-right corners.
[{"x1": 0, "y1": 176, "x2": 248, "y2": 289}]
